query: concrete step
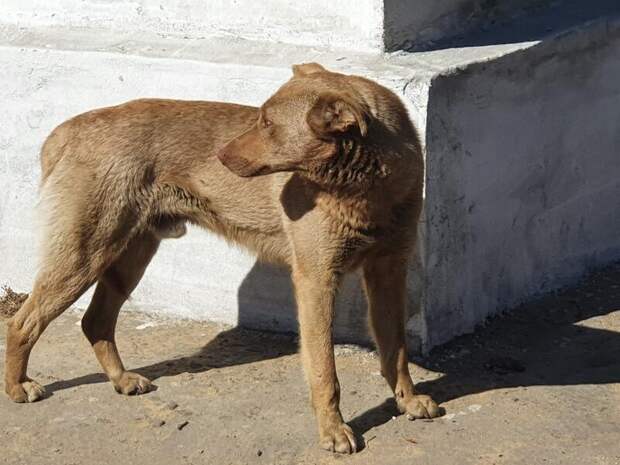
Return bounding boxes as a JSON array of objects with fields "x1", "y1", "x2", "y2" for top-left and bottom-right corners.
[
  {"x1": 3, "y1": 0, "x2": 384, "y2": 51},
  {"x1": 7, "y1": 0, "x2": 614, "y2": 52},
  {"x1": 1, "y1": 14, "x2": 619, "y2": 352}
]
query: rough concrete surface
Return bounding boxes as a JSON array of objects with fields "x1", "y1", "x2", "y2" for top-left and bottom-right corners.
[
  {"x1": 384, "y1": 0, "x2": 548, "y2": 51},
  {"x1": 423, "y1": 16, "x2": 620, "y2": 348},
  {"x1": 9, "y1": 0, "x2": 608, "y2": 52},
  {"x1": 0, "y1": 0, "x2": 545, "y2": 52},
  {"x1": 2, "y1": 263, "x2": 619, "y2": 465},
  {"x1": 3, "y1": 0, "x2": 385, "y2": 52}
]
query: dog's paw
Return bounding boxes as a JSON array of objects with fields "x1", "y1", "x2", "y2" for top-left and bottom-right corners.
[
  {"x1": 6, "y1": 379, "x2": 46, "y2": 403},
  {"x1": 319, "y1": 422, "x2": 357, "y2": 454},
  {"x1": 401, "y1": 394, "x2": 441, "y2": 420},
  {"x1": 112, "y1": 371, "x2": 155, "y2": 396}
]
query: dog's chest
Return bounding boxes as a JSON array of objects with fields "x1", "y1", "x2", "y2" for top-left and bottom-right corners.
[{"x1": 319, "y1": 204, "x2": 384, "y2": 270}]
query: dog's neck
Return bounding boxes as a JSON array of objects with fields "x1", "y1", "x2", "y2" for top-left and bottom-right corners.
[{"x1": 304, "y1": 138, "x2": 390, "y2": 192}]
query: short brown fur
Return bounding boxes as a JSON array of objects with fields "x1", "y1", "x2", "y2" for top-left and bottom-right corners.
[{"x1": 4, "y1": 63, "x2": 440, "y2": 453}]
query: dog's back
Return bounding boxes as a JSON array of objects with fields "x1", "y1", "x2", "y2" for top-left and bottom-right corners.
[{"x1": 41, "y1": 99, "x2": 258, "y2": 182}]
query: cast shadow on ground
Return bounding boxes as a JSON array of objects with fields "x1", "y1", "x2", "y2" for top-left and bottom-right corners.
[{"x1": 46, "y1": 262, "x2": 620, "y2": 442}]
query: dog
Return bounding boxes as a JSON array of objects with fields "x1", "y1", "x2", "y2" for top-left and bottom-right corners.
[{"x1": 4, "y1": 63, "x2": 440, "y2": 453}]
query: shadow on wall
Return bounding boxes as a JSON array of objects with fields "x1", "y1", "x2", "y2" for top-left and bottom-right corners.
[
  {"x1": 387, "y1": 0, "x2": 620, "y2": 52},
  {"x1": 235, "y1": 240, "x2": 426, "y2": 352},
  {"x1": 236, "y1": 261, "x2": 372, "y2": 346}
]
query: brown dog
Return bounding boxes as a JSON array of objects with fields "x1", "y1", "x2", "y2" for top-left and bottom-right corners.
[{"x1": 4, "y1": 63, "x2": 440, "y2": 453}]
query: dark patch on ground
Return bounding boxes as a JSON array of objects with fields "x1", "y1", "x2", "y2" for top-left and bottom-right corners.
[{"x1": 0, "y1": 285, "x2": 28, "y2": 318}]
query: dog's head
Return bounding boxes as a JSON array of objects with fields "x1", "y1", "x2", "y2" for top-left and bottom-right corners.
[{"x1": 217, "y1": 63, "x2": 371, "y2": 177}]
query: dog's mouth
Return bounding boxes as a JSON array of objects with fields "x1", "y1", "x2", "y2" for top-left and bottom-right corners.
[
  {"x1": 217, "y1": 150, "x2": 271, "y2": 178},
  {"x1": 232, "y1": 163, "x2": 272, "y2": 177}
]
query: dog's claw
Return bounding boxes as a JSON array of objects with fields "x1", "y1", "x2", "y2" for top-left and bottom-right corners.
[
  {"x1": 402, "y1": 394, "x2": 441, "y2": 420},
  {"x1": 112, "y1": 371, "x2": 154, "y2": 396},
  {"x1": 319, "y1": 422, "x2": 357, "y2": 454},
  {"x1": 6, "y1": 379, "x2": 46, "y2": 403}
]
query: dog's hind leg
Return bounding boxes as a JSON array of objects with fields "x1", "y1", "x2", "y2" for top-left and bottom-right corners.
[
  {"x1": 362, "y1": 254, "x2": 441, "y2": 420},
  {"x1": 4, "y1": 252, "x2": 100, "y2": 402},
  {"x1": 81, "y1": 233, "x2": 160, "y2": 395}
]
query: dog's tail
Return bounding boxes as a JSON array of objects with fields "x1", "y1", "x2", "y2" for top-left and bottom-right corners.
[{"x1": 40, "y1": 120, "x2": 74, "y2": 186}]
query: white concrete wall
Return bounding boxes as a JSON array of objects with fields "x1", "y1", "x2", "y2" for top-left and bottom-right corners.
[
  {"x1": 2, "y1": 0, "x2": 385, "y2": 52},
  {"x1": 423, "y1": 17, "x2": 620, "y2": 348}
]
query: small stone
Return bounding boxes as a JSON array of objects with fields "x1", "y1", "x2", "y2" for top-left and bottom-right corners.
[
  {"x1": 468, "y1": 404, "x2": 482, "y2": 413},
  {"x1": 177, "y1": 420, "x2": 189, "y2": 431},
  {"x1": 151, "y1": 419, "x2": 165, "y2": 427},
  {"x1": 257, "y1": 450, "x2": 263, "y2": 457},
  {"x1": 164, "y1": 401, "x2": 178, "y2": 411}
]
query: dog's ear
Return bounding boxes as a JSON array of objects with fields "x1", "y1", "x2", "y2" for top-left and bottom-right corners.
[
  {"x1": 292, "y1": 62, "x2": 327, "y2": 77},
  {"x1": 307, "y1": 92, "x2": 369, "y2": 138}
]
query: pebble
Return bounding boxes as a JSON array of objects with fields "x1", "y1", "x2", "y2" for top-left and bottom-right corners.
[
  {"x1": 136, "y1": 322, "x2": 157, "y2": 330},
  {"x1": 163, "y1": 400, "x2": 178, "y2": 411},
  {"x1": 468, "y1": 404, "x2": 482, "y2": 413},
  {"x1": 177, "y1": 420, "x2": 189, "y2": 431},
  {"x1": 151, "y1": 419, "x2": 166, "y2": 427}
]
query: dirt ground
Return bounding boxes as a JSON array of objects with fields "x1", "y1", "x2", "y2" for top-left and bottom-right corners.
[{"x1": 1, "y1": 264, "x2": 620, "y2": 465}]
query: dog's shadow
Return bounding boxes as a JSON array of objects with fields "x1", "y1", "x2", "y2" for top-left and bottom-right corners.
[{"x1": 46, "y1": 262, "x2": 620, "y2": 442}]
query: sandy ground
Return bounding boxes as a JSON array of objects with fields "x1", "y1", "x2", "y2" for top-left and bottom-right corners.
[{"x1": 1, "y1": 264, "x2": 620, "y2": 465}]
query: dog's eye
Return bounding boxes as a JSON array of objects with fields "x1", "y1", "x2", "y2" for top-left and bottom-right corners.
[{"x1": 262, "y1": 118, "x2": 273, "y2": 129}]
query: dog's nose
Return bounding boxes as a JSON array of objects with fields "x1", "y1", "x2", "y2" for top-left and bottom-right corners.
[{"x1": 216, "y1": 147, "x2": 231, "y2": 165}]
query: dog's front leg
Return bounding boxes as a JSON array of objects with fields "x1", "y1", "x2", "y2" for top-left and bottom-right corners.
[
  {"x1": 292, "y1": 268, "x2": 356, "y2": 454},
  {"x1": 362, "y1": 254, "x2": 441, "y2": 420}
]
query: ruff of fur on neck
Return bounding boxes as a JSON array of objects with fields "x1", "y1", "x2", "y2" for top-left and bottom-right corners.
[{"x1": 306, "y1": 138, "x2": 390, "y2": 189}]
